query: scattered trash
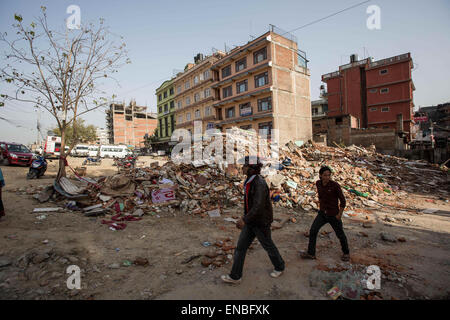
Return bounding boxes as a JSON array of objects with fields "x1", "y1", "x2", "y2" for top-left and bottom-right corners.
[
  {"x1": 122, "y1": 260, "x2": 132, "y2": 267},
  {"x1": 32, "y1": 208, "x2": 61, "y2": 213},
  {"x1": 207, "y1": 208, "x2": 221, "y2": 218},
  {"x1": 327, "y1": 286, "x2": 342, "y2": 300},
  {"x1": 36, "y1": 215, "x2": 47, "y2": 220}
]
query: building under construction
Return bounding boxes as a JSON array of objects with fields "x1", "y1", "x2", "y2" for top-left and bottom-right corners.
[{"x1": 106, "y1": 100, "x2": 157, "y2": 148}]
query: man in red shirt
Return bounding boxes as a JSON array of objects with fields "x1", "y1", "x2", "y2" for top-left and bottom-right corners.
[{"x1": 301, "y1": 166, "x2": 350, "y2": 261}]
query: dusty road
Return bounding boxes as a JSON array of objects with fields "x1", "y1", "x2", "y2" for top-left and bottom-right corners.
[{"x1": 0, "y1": 156, "x2": 449, "y2": 300}]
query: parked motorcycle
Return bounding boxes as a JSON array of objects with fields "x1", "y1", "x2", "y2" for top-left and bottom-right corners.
[
  {"x1": 115, "y1": 155, "x2": 137, "y2": 170},
  {"x1": 83, "y1": 157, "x2": 102, "y2": 166},
  {"x1": 27, "y1": 156, "x2": 48, "y2": 179}
]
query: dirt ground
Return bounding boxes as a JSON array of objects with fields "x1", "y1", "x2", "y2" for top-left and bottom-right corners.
[{"x1": 0, "y1": 156, "x2": 449, "y2": 300}]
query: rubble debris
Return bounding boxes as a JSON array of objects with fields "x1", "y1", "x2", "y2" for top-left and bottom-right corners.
[{"x1": 32, "y1": 208, "x2": 61, "y2": 213}]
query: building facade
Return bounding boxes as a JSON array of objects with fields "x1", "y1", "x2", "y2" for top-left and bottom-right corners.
[
  {"x1": 95, "y1": 127, "x2": 109, "y2": 145},
  {"x1": 211, "y1": 30, "x2": 311, "y2": 145},
  {"x1": 155, "y1": 79, "x2": 176, "y2": 150},
  {"x1": 322, "y1": 53, "x2": 415, "y2": 140},
  {"x1": 106, "y1": 100, "x2": 157, "y2": 148},
  {"x1": 174, "y1": 52, "x2": 225, "y2": 135}
]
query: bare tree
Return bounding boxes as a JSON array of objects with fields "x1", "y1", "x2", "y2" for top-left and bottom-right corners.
[{"x1": 0, "y1": 6, "x2": 129, "y2": 179}]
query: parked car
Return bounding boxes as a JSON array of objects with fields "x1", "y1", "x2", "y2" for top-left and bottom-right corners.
[
  {"x1": 0, "y1": 142, "x2": 34, "y2": 166},
  {"x1": 70, "y1": 144, "x2": 90, "y2": 157},
  {"x1": 99, "y1": 145, "x2": 131, "y2": 159},
  {"x1": 88, "y1": 145, "x2": 100, "y2": 157}
]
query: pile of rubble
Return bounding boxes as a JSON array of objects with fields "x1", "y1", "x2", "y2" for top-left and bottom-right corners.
[{"x1": 26, "y1": 127, "x2": 448, "y2": 230}]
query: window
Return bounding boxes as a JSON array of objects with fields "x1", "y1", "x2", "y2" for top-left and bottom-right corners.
[
  {"x1": 177, "y1": 101, "x2": 182, "y2": 109},
  {"x1": 258, "y1": 121, "x2": 272, "y2": 135},
  {"x1": 185, "y1": 81, "x2": 190, "y2": 89},
  {"x1": 169, "y1": 87, "x2": 174, "y2": 95},
  {"x1": 186, "y1": 113, "x2": 191, "y2": 121},
  {"x1": 158, "y1": 94, "x2": 162, "y2": 102},
  {"x1": 204, "y1": 88, "x2": 211, "y2": 98},
  {"x1": 177, "y1": 85, "x2": 182, "y2": 94},
  {"x1": 226, "y1": 107, "x2": 235, "y2": 118},
  {"x1": 194, "y1": 76, "x2": 199, "y2": 85},
  {"x1": 194, "y1": 92, "x2": 200, "y2": 102},
  {"x1": 170, "y1": 101, "x2": 175, "y2": 109},
  {"x1": 159, "y1": 119, "x2": 163, "y2": 136},
  {"x1": 314, "y1": 123, "x2": 321, "y2": 128},
  {"x1": 240, "y1": 125, "x2": 252, "y2": 130},
  {"x1": 258, "y1": 97, "x2": 272, "y2": 112},
  {"x1": 369, "y1": 88, "x2": 377, "y2": 93},
  {"x1": 379, "y1": 69, "x2": 388, "y2": 75},
  {"x1": 223, "y1": 85, "x2": 232, "y2": 98},
  {"x1": 381, "y1": 107, "x2": 390, "y2": 112},
  {"x1": 254, "y1": 47, "x2": 267, "y2": 64},
  {"x1": 203, "y1": 70, "x2": 210, "y2": 80},
  {"x1": 335, "y1": 117, "x2": 343, "y2": 124},
  {"x1": 222, "y1": 65, "x2": 231, "y2": 78},
  {"x1": 255, "y1": 72, "x2": 268, "y2": 88},
  {"x1": 235, "y1": 57, "x2": 247, "y2": 72},
  {"x1": 178, "y1": 115, "x2": 183, "y2": 123},
  {"x1": 164, "y1": 104, "x2": 168, "y2": 113},
  {"x1": 236, "y1": 80, "x2": 248, "y2": 94},
  {"x1": 171, "y1": 115, "x2": 175, "y2": 131},
  {"x1": 380, "y1": 88, "x2": 389, "y2": 94},
  {"x1": 206, "y1": 122, "x2": 214, "y2": 130},
  {"x1": 239, "y1": 102, "x2": 252, "y2": 116},
  {"x1": 382, "y1": 126, "x2": 389, "y2": 129},
  {"x1": 195, "y1": 109, "x2": 201, "y2": 119},
  {"x1": 370, "y1": 107, "x2": 377, "y2": 112},
  {"x1": 204, "y1": 106, "x2": 212, "y2": 116},
  {"x1": 312, "y1": 107, "x2": 318, "y2": 115},
  {"x1": 158, "y1": 106, "x2": 162, "y2": 113},
  {"x1": 165, "y1": 117, "x2": 169, "y2": 137},
  {"x1": 164, "y1": 91, "x2": 167, "y2": 99},
  {"x1": 186, "y1": 96, "x2": 191, "y2": 106}
]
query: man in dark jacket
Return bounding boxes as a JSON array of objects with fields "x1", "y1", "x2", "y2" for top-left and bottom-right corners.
[
  {"x1": 301, "y1": 166, "x2": 350, "y2": 261},
  {"x1": 222, "y1": 156, "x2": 285, "y2": 284}
]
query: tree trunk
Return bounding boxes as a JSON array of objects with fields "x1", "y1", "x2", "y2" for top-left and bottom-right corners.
[{"x1": 56, "y1": 127, "x2": 67, "y2": 180}]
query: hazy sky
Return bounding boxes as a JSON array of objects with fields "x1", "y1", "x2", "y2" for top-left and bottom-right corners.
[{"x1": 1, "y1": 0, "x2": 449, "y2": 145}]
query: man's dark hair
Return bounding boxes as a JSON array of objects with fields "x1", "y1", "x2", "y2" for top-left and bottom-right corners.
[
  {"x1": 242, "y1": 156, "x2": 263, "y2": 174},
  {"x1": 319, "y1": 166, "x2": 332, "y2": 175}
]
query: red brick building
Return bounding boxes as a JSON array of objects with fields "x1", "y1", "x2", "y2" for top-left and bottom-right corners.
[{"x1": 322, "y1": 53, "x2": 415, "y2": 139}]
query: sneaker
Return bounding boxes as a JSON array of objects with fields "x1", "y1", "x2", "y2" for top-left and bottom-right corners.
[
  {"x1": 300, "y1": 251, "x2": 316, "y2": 260},
  {"x1": 270, "y1": 270, "x2": 284, "y2": 278},
  {"x1": 221, "y1": 274, "x2": 241, "y2": 284}
]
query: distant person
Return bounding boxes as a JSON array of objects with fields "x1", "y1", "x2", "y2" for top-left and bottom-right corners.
[
  {"x1": 0, "y1": 167, "x2": 5, "y2": 220},
  {"x1": 221, "y1": 156, "x2": 285, "y2": 284},
  {"x1": 300, "y1": 166, "x2": 350, "y2": 261}
]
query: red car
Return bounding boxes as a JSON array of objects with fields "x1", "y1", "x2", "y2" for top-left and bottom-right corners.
[{"x1": 0, "y1": 142, "x2": 34, "y2": 166}]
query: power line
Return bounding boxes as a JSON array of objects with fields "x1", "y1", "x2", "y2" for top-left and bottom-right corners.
[{"x1": 273, "y1": 0, "x2": 371, "y2": 39}]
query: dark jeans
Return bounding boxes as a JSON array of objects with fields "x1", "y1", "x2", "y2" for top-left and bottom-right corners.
[
  {"x1": 307, "y1": 210, "x2": 349, "y2": 256},
  {"x1": 230, "y1": 224, "x2": 285, "y2": 280},
  {"x1": 0, "y1": 187, "x2": 4, "y2": 216}
]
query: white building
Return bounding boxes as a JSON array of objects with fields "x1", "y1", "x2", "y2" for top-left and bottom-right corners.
[{"x1": 96, "y1": 128, "x2": 109, "y2": 145}]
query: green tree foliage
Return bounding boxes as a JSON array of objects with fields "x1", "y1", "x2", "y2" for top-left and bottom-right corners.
[{"x1": 52, "y1": 119, "x2": 97, "y2": 146}]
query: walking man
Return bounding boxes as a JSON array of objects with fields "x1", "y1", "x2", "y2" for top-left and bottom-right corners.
[
  {"x1": 301, "y1": 166, "x2": 350, "y2": 261},
  {"x1": 221, "y1": 156, "x2": 285, "y2": 284},
  {"x1": 0, "y1": 167, "x2": 5, "y2": 220}
]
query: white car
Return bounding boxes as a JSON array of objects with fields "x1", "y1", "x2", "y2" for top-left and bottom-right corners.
[
  {"x1": 70, "y1": 144, "x2": 90, "y2": 157},
  {"x1": 99, "y1": 145, "x2": 130, "y2": 159}
]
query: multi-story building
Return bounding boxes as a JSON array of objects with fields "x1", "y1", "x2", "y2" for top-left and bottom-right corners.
[
  {"x1": 95, "y1": 127, "x2": 109, "y2": 145},
  {"x1": 322, "y1": 53, "x2": 415, "y2": 139},
  {"x1": 155, "y1": 78, "x2": 176, "y2": 151},
  {"x1": 211, "y1": 28, "x2": 311, "y2": 145},
  {"x1": 311, "y1": 99, "x2": 328, "y2": 118},
  {"x1": 106, "y1": 100, "x2": 157, "y2": 148},
  {"x1": 174, "y1": 52, "x2": 225, "y2": 135}
]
